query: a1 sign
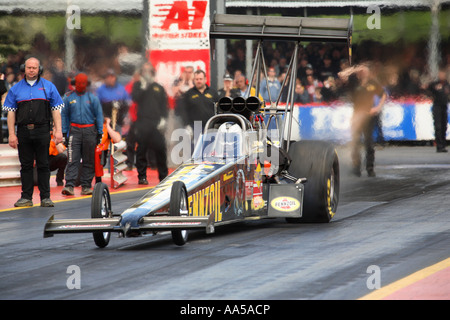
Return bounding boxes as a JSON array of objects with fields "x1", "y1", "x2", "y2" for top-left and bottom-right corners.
[
  {"x1": 149, "y1": 0, "x2": 210, "y2": 50},
  {"x1": 160, "y1": 0, "x2": 208, "y2": 31},
  {"x1": 147, "y1": 0, "x2": 211, "y2": 106}
]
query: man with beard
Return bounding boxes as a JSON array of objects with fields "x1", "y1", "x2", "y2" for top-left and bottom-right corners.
[
  {"x1": 176, "y1": 69, "x2": 219, "y2": 134},
  {"x1": 131, "y1": 62, "x2": 168, "y2": 184}
]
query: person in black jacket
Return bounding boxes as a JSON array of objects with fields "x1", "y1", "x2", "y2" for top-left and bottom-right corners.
[
  {"x1": 176, "y1": 69, "x2": 219, "y2": 134},
  {"x1": 217, "y1": 73, "x2": 240, "y2": 99},
  {"x1": 131, "y1": 62, "x2": 169, "y2": 184},
  {"x1": 426, "y1": 69, "x2": 450, "y2": 153}
]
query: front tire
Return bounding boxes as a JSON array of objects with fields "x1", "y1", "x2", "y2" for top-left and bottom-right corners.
[
  {"x1": 170, "y1": 181, "x2": 189, "y2": 246},
  {"x1": 91, "y1": 182, "x2": 112, "y2": 248},
  {"x1": 286, "y1": 140, "x2": 340, "y2": 223}
]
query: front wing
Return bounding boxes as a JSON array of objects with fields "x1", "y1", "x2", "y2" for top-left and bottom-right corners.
[{"x1": 43, "y1": 214, "x2": 215, "y2": 238}]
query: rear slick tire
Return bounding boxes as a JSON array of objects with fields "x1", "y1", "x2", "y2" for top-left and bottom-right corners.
[
  {"x1": 286, "y1": 140, "x2": 340, "y2": 223},
  {"x1": 170, "y1": 181, "x2": 189, "y2": 246}
]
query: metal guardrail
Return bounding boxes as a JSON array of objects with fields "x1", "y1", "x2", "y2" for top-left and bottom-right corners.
[{"x1": 0, "y1": 144, "x2": 21, "y2": 187}]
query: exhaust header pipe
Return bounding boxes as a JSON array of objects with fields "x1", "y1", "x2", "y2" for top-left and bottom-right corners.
[{"x1": 217, "y1": 96, "x2": 262, "y2": 116}]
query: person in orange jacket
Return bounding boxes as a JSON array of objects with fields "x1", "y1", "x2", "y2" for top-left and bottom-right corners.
[
  {"x1": 93, "y1": 116, "x2": 122, "y2": 182},
  {"x1": 49, "y1": 130, "x2": 68, "y2": 186},
  {"x1": 79, "y1": 117, "x2": 122, "y2": 184},
  {"x1": 99, "y1": 117, "x2": 122, "y2": 152}
]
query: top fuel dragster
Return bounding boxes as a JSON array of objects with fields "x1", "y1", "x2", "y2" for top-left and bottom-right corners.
[{"x1": 44, "y1": 13, "x2": 352, "y2": 248}]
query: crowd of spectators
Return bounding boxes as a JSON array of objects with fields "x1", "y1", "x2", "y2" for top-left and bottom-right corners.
[
  {"x1": 225, "y1": 39, "x2": 450, "y2": 104},
  {"x1": 2, "y1": 34, "x2": 449, "y2": 105},
  {"x1": 0, "y1": 30, "x2": 449, "y2": 193},
  {"x1": 1, "y1": 34, "x2": 450, "y2": 145},
  {"x1": 0, "y1": 33, "x2": 143, "y2": 141},
  {"x1": 0, "y1": 33, "x2": 138, "y2": 99}
]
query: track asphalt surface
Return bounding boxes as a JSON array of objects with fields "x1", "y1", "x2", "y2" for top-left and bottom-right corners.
[{"x1": 0, "y1": 145, "x2": 449, "y2": 301}]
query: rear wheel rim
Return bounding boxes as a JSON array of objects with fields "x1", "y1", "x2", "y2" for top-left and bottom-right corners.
[
  {"x1": 171, "y1": 182, "x2": 189, "y2": 246},
  {"x1": 328, "y1": 163, "x2": 339, "y2": 216},
  {"x1": 101, "y1": 189, "x2": 111, "y2": 241},
  {"x1": 179, "y1": 192, "x2": 188, "y2": 240}
]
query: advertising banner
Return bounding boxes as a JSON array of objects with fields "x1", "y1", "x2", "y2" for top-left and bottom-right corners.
[
  {"x1": 274, "y1": 101, "x2": 449, "y2": 143},
  {"x1": 147, "y1": 0, "x2": 210, "y2": 108}
]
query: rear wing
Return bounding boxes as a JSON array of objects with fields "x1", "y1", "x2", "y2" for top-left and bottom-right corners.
[
  {"x1": 210, "y1": 13, "x2": 352, "y2": 44},
  {"x1": 211, "y1": 14, "x2": 352, "y2": 65}
]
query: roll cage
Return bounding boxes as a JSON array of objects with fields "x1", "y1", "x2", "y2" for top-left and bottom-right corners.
[
  {"x1": 193, "y1": 113, "x2": 256, "y2": 161},
  {"x1": 210, "y1": 13, "x2": 353, "y2": 152}
]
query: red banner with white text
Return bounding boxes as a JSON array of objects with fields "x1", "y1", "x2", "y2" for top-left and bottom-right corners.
[{"x1": 147, "y1": 0, "x2": 210, "y2": 109}]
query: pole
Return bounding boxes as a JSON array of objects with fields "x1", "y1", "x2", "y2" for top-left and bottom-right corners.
[
  {"x1": 428, "y1": 0, "x2": 441, "y2": 81},
  {"x1": 65, "y1": 0, "x2": 75, "y2": 73}
]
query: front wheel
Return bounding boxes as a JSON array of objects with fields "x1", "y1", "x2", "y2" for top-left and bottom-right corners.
[
  {"x1": 170, "y1": 181, "x2": 189, "y2": 246},
  {"x1": 286, "y1": 140, "x2": 340, "y2": 223},
  {"x1": 91, "y1": 182, "x2": 112, "y2": 248}
]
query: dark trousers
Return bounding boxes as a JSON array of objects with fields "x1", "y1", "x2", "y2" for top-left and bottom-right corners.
[
  {"x1": 65, "y1": 125, "x2": 97, "y2": 188},
  {"x1": 50, "y1": 153, "x2": 68, "y2": 183},
  {"x1": 126, "y1": 121, "x2": 136, "y2": 167},
  {"x1": 373, "y1": 113, "x2": 384, "y2": 144},
  {"x1": 17, "y1": 125, "x2": 51, "y2": 200},
  {"x1": 351, "y1": 113, "x2": 376, "y2": 173},
  {"x1": 135, "y1": 123, "x2": 168, "y2": 181},
  {"x1": 432, "y1": 104, "x2": 448, "y2": 150},
  {"x1": 33, "y1": 153, "x2": 67, "y2": 185}
]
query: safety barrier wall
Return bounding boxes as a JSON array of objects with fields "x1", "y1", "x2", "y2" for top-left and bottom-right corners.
[
  {"x1": 273, "y1": 99, "x2": 449, "y2": 143},
  {"x1": 2, "y1": 100, "x2": 449, "y2": 145}
]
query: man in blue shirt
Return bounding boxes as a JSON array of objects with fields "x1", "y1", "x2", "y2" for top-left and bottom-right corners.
[
  {"x1": 96, "y1": 69, "x2": 130, "y2": 133},
  {"x1": 61, "y1": 73, "x2": 103, "y2": 196},
  {"x1": 260, "y1": 67, "x2": 281, "y2": 102},
  {"x1": 3, "y1": 57, "x2": 64, "y2": 207}
]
